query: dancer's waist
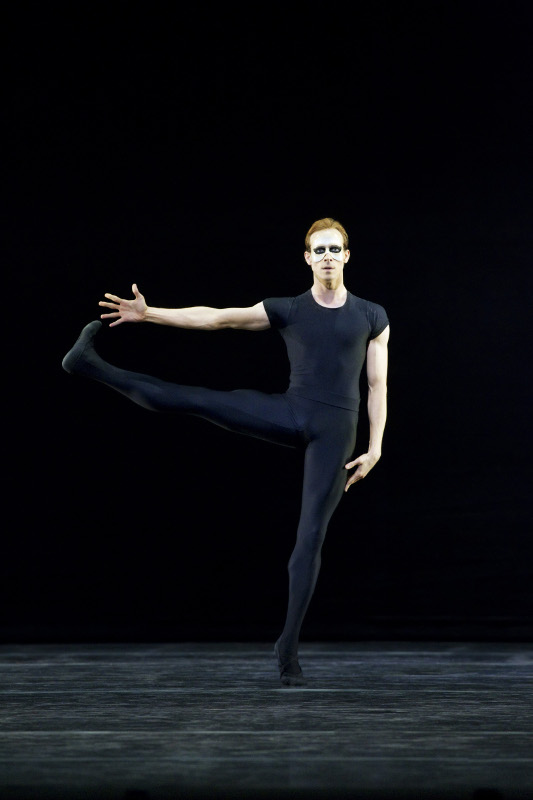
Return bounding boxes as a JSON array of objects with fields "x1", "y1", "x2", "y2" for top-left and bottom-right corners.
[{"x1": 287, "y1": 382, "x2": 360, "y2": 412}]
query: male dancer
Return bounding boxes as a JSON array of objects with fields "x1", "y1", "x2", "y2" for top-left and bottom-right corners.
[{"x1": 62, "y1": 217, "x2": 390, "y2": 686}]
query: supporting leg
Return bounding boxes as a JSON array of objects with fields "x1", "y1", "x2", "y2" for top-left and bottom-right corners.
[{"x1": 275, "y1": 407, "x2": 357, "y2": 684}]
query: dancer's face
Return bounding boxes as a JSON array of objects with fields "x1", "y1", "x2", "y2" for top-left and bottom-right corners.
[{"x1": 304, "y1": 229, "x2": 350, "y2": 288}]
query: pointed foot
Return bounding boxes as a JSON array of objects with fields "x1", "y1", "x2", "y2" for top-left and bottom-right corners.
[{"x1": 62, "y1": 320, "x2": 103, "y2": 374}]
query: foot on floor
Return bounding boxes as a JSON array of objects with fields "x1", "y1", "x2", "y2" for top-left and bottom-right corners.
[{"x1": 274, "y1": 639, "x2": 307, "y2": 686}]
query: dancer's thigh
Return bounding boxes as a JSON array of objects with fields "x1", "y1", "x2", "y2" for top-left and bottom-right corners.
[
  {"x1": 184, "y1": 387, "x2": 301, "y2": 448},
  {"x1": 295, "y1": 403, "x2": 358, "y2": 546}
]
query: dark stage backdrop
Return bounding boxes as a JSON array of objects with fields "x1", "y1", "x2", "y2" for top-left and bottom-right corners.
[{"x1": 4, "y1": 2, "x2": 532, "y2": 642}]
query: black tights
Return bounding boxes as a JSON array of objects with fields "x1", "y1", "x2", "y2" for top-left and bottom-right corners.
[{"x1": 73, "y1": 333, "x2": 358, "y2": 660}]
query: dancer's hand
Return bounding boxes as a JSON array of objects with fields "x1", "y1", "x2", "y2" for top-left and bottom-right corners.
[
  {"x1": 99, "y1": 284, "x2": 147, "y2": 327},
  {"x1": 344, "y1": 452, "x2": 380, "y2": 491}
]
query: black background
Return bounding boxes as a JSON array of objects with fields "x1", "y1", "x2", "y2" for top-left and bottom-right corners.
[{"x1": 4, "y1": 1, "x2": 532, "y2": 642}]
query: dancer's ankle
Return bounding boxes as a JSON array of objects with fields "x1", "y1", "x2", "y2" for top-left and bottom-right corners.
[{"x1": 276, "y1": 634, "x2": 298, "y2": 662}]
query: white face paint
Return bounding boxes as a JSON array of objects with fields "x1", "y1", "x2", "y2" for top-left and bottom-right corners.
[
  {"x1": 305, "y1": 228, "x2": 350, "y2": 288},
  {"x1": 310, "y1": 242, "x2": 344, "y2": 262}
]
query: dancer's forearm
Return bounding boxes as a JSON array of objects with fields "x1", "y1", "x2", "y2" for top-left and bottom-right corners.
[
  {"x1": 367, "y1": 383, "x2": 387, "y2": 457},
  {"x1": 144, "y1": 305, "x2": 224, "y2": 330}
]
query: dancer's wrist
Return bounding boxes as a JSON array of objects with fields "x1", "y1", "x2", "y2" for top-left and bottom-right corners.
[{"x1": 143, "y1": 306, "x2": 161, "y2": 324}]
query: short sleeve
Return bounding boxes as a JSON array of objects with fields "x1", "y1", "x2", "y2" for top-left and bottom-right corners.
[
  {"x1": 263, "y1": 297, "x2": 293, "y2": 329},
  {"x1": 367, "y1": 302, "x2": 389, "y2": 339}
]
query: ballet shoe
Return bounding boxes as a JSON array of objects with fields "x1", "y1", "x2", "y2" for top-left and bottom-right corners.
[
  {"x1": 274, "y1": 639, "x2": 307, "y2": 686},
  {"x1": 62, "y1": 320, "x2": 102, "y2": 374}
]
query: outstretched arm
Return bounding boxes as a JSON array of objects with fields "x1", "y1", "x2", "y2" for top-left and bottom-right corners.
[
  {"x1": 344, "y1": 324, "x2": 389, "y2": 491},
  {"x1": 99, "y1": 284, "x2": 270, "y2": 330}
]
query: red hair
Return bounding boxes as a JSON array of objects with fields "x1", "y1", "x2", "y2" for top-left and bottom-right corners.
[{"x1": 305, "y1": 218, "x2": 349, "y2": 251}]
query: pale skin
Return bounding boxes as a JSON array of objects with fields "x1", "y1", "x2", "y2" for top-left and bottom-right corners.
[{"x1": 99, "y1": 228, "x2": 389, "y2": 491}]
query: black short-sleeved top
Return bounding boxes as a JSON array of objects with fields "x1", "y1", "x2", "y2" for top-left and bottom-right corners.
[{"x1": 263, "y1": 289, "x2": 389, "y2": 411}]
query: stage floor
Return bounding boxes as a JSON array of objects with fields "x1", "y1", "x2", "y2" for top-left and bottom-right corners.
[{"x1": 0, "y1": 641, "x2": 532, "y2": 800}]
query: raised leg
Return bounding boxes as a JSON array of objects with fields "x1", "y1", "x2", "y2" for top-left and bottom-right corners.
[{"x1": 62, "y1": 321, "x2": 300, "y2": 447}]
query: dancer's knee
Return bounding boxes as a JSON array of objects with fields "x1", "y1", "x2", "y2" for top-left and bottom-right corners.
[
  {"x1": 288, "y1": 535, "x2": 323, "y2": 571},
  {"x1": 128, "y1": 383, "x2": 169, "y2": 412}
]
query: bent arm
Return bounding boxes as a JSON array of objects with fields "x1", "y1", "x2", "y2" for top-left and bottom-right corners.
[
  {"x1": 144, "y1": 302, "x2": 270, "y2": 331},
  {"x1": 344, "y1": 324, "x2": 390, "y2": 491},
  {"x1": 366, "y1": 325, "x2": 389, "y2": 457}
]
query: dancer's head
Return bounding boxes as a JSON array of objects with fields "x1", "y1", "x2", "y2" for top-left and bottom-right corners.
[
  {"x1": 304, "y1": 218, "x2": 350, "y2": 288},
  {"x1": 305, "y1": 218, "x2": 349, "y2": 252}
]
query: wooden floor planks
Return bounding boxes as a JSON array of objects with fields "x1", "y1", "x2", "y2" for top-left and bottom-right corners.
[{"x1": 0, "y1": 642, "x2": 532, "y2": 799}]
